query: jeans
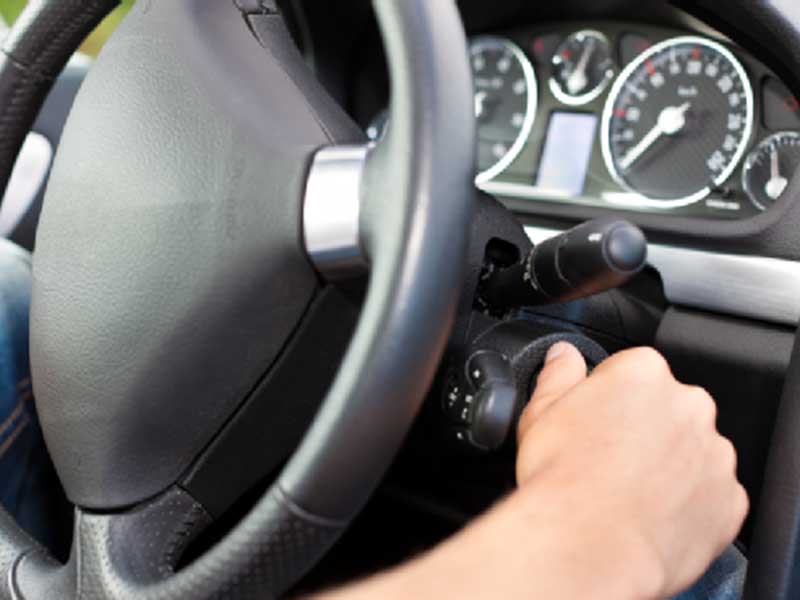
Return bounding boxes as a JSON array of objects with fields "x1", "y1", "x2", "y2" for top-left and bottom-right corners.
[
  {"x1": 673, "y1": 545, "x2": 747, "y2": 600},
  {"x1": 0, "y1": 238, "x2": 53, "y2": 546}
]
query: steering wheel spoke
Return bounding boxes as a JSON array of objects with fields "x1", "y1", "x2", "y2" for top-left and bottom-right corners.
[{"x1": 303, "y1": 144, "x2": 371, "y2": 280}]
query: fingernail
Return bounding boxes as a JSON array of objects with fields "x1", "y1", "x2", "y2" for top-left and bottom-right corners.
[{"x1": 545, "y1": 342, "x2": 570, "y2": 364}]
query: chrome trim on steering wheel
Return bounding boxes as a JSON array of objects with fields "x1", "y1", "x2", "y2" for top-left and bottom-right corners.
[{"x1": 303, "y1": 144, "x2": 369, "y2": 278}]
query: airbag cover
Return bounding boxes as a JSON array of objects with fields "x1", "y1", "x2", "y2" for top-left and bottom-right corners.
[{"x1": 29, "y1": 1, "x2": 358, "y2": 509}]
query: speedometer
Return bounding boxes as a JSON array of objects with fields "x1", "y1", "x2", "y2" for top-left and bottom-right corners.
[
  {"x1": 601, "y1": 36, "x2": 754, "y2": 207},
  {"x1": 471, "y1": 36, "x2": 537, "y2": 184}
]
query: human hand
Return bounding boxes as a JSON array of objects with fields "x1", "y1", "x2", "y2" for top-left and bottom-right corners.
[
  {"x1": 316, "y1": 344, "x2": 747, "y2": 600},
  {"x1": 513, "y1": 343, "x2": 748, "y2": 598}
]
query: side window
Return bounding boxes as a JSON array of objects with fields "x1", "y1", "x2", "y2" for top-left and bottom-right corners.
[{"x1": 0, "y1": 0, "x2": 133, "y2": 56}]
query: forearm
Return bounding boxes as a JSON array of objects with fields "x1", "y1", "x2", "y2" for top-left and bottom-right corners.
[
  {"x1": 314, "y1": 484, "x2": 659, "y2": 600},
  {"x1": 317, "y1": 344, "x2": 748, "y2": 600}
]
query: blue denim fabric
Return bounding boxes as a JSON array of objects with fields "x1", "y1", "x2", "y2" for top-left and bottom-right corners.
[
  {"x1": 0, "y1": 239, "x2": 52, "y2": 545},
  {"x1": 673, "y1": 545, "x2": 747, "y2": 600}
]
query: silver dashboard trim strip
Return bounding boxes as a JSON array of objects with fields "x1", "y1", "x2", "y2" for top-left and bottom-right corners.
[{"x1": 525, "y1": 225, "x2": 800, "y2": 326}]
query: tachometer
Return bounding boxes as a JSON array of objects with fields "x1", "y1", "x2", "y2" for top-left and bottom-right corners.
[
  {"x1": 471, "y1": 36, "x2": 537, "y2": 183},
  {"x1": 601, "y1": 36, "x2": 754, "y2": 207}
]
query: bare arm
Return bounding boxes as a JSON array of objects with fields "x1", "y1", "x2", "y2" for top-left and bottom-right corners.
[{"x1": 317, "y1": 343, "x2": 747, "y2": 600}]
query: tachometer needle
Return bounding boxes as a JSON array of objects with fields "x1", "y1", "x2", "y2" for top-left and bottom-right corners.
[
  {"x1": 765, "y1": 143, "x2": 789, "y2": 200},
  {"x1": 619, "y1": 101, "x2": 691, "y2": 171}
]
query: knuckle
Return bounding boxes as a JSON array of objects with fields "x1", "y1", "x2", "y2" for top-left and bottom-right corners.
[
  {"x1": 674, "y1": 384, "x2": 712, "y2": 420},
  {"x1": 723, "y1": 484, "x2": 750, "y2": 541},
  {"x1": 715, "y1": 436, "x2": 738, "y2": 474},
  {"x1": 733, "y1": 484, "x2": 750, "y2": 523},
  {"x1": 626, "y1": 347, "x2": 670, "y2": 378},
  {"x1": 683, "y1": 385, "x2": 717, "y2": 427}
]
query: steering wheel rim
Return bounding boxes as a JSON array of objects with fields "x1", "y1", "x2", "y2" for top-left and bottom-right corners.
[{"x1": 0, "y1": 0, "x2": 475, "y2": 597}]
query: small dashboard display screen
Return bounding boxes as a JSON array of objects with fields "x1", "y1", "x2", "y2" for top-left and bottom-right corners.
[{"x1": 535, "y1": 112, "x2": 597, "y2": 196}]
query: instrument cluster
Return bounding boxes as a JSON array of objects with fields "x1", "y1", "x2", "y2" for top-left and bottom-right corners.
[{"x1": 367, "y1": 22, "x2": 800, "y2": 220}]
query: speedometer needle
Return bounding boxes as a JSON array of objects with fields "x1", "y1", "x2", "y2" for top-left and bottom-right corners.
[{"x1": 619, "y1": 102, "x2": 691, "y2": 171}]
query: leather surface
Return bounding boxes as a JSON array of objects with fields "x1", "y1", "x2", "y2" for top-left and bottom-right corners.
[
  {"x1": 11, "y1": 487, "x2": 340, "y2": 599},
  {"x1": 182, "y1": 287, "x2": 361, "y2": 518},
  {"x1": 30, "y1": 0, "x2": 359, "y2": 509},
  {"x1": 0, "y1": 505, "x2": 52, "y2": 599},
  {"x1": 14, "y1": 487, "x2": 211, "y2": 599},
  {"x1": 62, "y1": 488, "x2": 341, "y2": 600}
]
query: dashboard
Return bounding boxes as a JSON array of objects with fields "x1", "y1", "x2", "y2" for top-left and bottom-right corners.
[{"x1": 364, "y1": 22, "x2": 800, "y2": 221}]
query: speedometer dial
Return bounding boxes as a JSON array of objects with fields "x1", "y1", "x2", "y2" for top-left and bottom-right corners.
[
  {"x1": 601, "y1": 36, "x2": 754, "y2": 207},
  {"x1": 471, "y1": 36, "x2": 537, "y2": 184}
]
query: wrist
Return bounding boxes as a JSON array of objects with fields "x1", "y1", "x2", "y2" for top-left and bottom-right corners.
[
  {"x1": 315, "y1": 482, "x2": 666, "y2": 600},
  {"x1": 390, "y1": 486, "x2": 659, "y2": 600},
  {"x1": 497, "y1": 480, "x2": 666, "y2": 600}
]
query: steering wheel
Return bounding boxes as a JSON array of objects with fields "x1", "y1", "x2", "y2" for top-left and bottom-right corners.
[
  {"x1": 0, "y1": 0, "x2": 474, "y2": 597},
  {"x1": 0, "y1": 0, "x2": 797, "y2": 598}
]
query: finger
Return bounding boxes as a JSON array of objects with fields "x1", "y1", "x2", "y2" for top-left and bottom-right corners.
[
  {"x1": 518, "y1": 343, "x2": 587, "y2": 441},
  {"x1": 530, "y1": 343, "x2": 588, "y2": 414}
]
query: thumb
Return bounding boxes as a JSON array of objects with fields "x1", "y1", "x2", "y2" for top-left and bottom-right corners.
[{"x1": 518, "y1": 342, "x2": 588, "y2": 440}]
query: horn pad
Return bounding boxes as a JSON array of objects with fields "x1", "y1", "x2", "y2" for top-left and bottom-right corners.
[{"x1": 30, "y1": 1, "x2": 359, "y2": 509}]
